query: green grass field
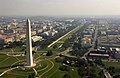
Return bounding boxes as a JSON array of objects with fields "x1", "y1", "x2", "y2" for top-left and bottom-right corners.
[
  {"x1": 0, "y1": 53, "x2": 80, "y2": 78},
  {"x1": 1, "y1": 74, "x2": 27, "y2": 78},
  {"x1": 0, "y1": 56, "x2": 18, "y2": 68},
  {"x1": 0, "y1": 24, "x2": 86, "y2": 78},
  {"x1": 0, "y1": 47, "x2": 23, "y2": 52},
  {"x1": 0, "y1": 48, "x2": 102, "y2": 78},
  {"x1": 48, "y1": 25, "x2": 83, "y2": 48},
  {"x1": 103, "y1": 61, "x2": 120, "y2": 76},
  {"x1": 49, "y1": 67, "x2": 80, "y2": 78},
  {"x1": 103, "y1": 61, "x2": 120, "y2": 69}
]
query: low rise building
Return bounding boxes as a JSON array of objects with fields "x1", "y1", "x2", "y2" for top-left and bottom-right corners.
[
  {"x1": 32, "y1": 36, "x2": 43, "y2": 42},
  {"x1": 88, "y1": 49, "x2": 110, "y2": 60},
  {"x1": 81, "y1": 37, "x2": 92, "y2": 47}
]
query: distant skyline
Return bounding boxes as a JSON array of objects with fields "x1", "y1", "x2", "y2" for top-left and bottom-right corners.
[{"x1": 1, "y1": 0, "x2": 120, "y2": 16}]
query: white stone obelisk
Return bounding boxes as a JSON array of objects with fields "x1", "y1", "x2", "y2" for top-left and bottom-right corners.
[{"x1": 26, "y1": 18, "x2": 34, "y2": 67}]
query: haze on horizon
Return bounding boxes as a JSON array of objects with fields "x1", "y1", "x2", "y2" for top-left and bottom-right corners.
[{"x1": 0, "y1": 0, "x2": 120, "y2": 16}]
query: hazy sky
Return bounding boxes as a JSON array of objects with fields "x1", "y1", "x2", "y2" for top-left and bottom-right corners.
[{"x1": 0, "y1": 0, "x2": 120, "y2": 16}]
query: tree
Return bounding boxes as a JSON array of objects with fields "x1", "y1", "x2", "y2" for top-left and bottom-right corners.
[
  {"x1": 94, "y1": 59, "x2": 104, "y2": 66},
  {"x1": 78, "y1": 67, "x2": 86, "y2": 76},
  {"x1": 28, "y1": 73, "x2": 35, "y2": 78},
  {"x1": 55, "y1": 58, "x2": 63, "y2": 63},
  {"x1": 107, "y1": 66, "x2": 115, "y2": 75},
  {"x1": 7, "y1": 41, "x2": 24, "y2": 48},
  {"x1": 46, "y1": 50, "x2": 53, "y2": 56},
  {"x1": 113, "y1": 74, "x2": 120, "y2": 78},
  {"x1": 53, "y1": 45, "x2": 57, "y2": 49},
  {"x1": 63, "y1": 74, "x2": 71, "y2": 78},
  {"x1": 59, "y1": 65, "x2": 70, "y2": 71},
  {"x1": 75, "y1": 58, "x2": 87, "y2": 67},
  {"x1": 99, "y1": 70, "x2": 105, "y2": 78}
]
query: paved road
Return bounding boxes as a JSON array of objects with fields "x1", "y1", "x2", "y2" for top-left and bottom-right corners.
[
  {"x1": 37, "y1": 59, "x2": 55, "y2": 78},
  {"x1": 92, "y1": 27, "x2": 98, "y2": 49},
  {"x1": 0, "y1": 67, "x2": 18, "y2": 77},
  {"x1": 59, "y1": 48, "x2": 72, "y2": 55},
  {"x1": 81, "y1": 26, "x2": 112, "y2": 78},
  {"x1": 0, "y1": 57, "x2": 10, "y2": 64},
  {"x1": 59, "y1": 47, "x2": 77, "y2": 58},
  {"x1": 82, "y1": 26, "x2": 98, "y2": 60},
  {"x1": 103, "y1": 69, "x2": 113, "y2": 78}
]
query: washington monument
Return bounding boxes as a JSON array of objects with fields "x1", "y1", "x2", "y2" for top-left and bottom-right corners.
[{"x1": 25, "y1": 19, "x2": 35, "y2": 67}]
